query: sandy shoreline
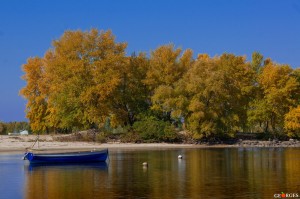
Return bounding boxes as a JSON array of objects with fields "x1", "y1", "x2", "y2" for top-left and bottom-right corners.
[
  {"x1": 0, "y1": 135, "x2": 299, "y2": 153},
  {"x1": 0, "y1": 135, "x2": 198, "y2": 152}
]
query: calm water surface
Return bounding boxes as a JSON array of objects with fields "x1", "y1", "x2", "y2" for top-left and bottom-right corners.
[{"x1": 0, "y1": 148, "x2": 299, "y2": 199}]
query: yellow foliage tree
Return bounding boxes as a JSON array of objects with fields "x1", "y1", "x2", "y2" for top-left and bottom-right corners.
[
  {"x1": 20, "y1": 57, "x2": 48, "y2": 132},
  {"x1": 20, "y1": 28, "x2": 300, "y2": 139},
  {"x1": 144, "y1": 44, "x2": 191, "y2": 90},
  {"x1": 148, "y1": 46, "x2": 193, "y2": 120},
  {"x1": 284, "y1": 106, "x2": 300, "y2": 137},
  {"x1": 44, "y1": 29, "x2": 127, "y2": 130},
  {"x1": 108, "y1": 53, "x2": 150, "y2": 127},
  {"x1": 174, "y1": 54, "x2": 255, "y2": 138},
  {"x1": 21, "y1": 29, "x2": 129, "y2": 132},
  {"x1": 249, "y1": 61, "x2": 300, "y2": 134}
]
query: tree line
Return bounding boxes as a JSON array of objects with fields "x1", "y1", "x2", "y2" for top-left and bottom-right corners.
[
  {"x1": 20, "y1": 29, "x2": 300, "y2": 140},
  {"x1": 0, "y1": 121, "x2": 30, "y2": 135}
]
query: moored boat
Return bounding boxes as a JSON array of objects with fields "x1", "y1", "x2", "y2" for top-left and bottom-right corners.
[{"x1": 23, "y1": 149, "x2": 108, "y2": 164}]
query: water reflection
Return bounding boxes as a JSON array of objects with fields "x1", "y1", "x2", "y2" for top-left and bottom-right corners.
[
  {"x1": 184, "y1": 148, "x2": 299, "y2": 199},
  {"x1": 26, "y1": 162, "x2": 108, "y2": 171},
  {"x1": 19, "y1": 148, "x2": 300, "y2": 199},
  {"x1": 24, "y1": 162, "x2": 108, "y2": 199}
]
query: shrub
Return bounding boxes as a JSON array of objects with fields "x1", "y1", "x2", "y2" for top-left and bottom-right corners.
[
  {"x1": 120, "y1": 131, "x2": 141, "y2": 143},
  {"x1": 96, "y1": 132, "x2": 107, "y2": 143},
  {"x1": 133, "y1": 116, "x2": 178, "y2": 142}
]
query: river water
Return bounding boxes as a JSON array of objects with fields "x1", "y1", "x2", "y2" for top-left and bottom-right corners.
[{"x1": 0, "y1": 148, "x2": 299, "y2": 199}]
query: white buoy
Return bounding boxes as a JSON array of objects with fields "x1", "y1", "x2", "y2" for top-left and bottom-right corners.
[
  {"x1": 142, "y1": 162, "x2": 148, "y2": 167},
  {"x1": 178, "y1": 155, "x2": 183, "y2": 159}
]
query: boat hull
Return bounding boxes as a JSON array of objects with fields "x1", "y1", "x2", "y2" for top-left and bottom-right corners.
[{"x1": 24, "y1": 149, "x2": 108, "y2": 164}]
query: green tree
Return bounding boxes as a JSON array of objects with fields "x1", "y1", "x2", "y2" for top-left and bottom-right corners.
[
  {"x1": 0, "y1": 122, "x2": 6, "y2": 134},
  {"x1": 251, "y1": 51, "x2": 264, "y2": 74}
]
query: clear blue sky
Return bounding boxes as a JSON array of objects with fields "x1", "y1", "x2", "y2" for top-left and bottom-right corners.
[{"x1": 0, "y1": 0, "x2": 300, "y2": 122}]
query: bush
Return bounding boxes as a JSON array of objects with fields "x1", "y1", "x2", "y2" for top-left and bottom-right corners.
[
  {"x1": 120, "y1": 131, "x2": 141, "y2": 143},
  {"x1": 112, "y1": 125, "x2": 128, "y2": 135},
  {"x1": 96, "y1": 132, "x2": 107, "y2": 143},
  {"x1": 163, "y1": 124, "x2": 178, "y2": 141},
  {"x1": 133, "y1": 116, "x2": 178, "y2": 142}
]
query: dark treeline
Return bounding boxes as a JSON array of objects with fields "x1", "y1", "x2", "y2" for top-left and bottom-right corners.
[
  {"x1": 20, "y1": 29, "x2": 300, "y2": 141},
  {"x1": 0, "y1": 121, "x2": 30, "y2": 135}
]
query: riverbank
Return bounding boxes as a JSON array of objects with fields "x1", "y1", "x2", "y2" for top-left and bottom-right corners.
[{"x1": 0, "y1": 135, "x2": 299, "y2": 152}]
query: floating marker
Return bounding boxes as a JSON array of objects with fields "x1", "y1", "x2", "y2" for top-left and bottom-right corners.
[
  {"x1": 142, "y1": 162, "x2": 148, "y2": 167},
  {"x1": 178, "y1": 155, "x2": 183, "y2": 159}
]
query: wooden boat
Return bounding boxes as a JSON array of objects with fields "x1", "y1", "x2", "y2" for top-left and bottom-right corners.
[{"x1": 23, "y1": 149, "x2": 108, "y2": 164}]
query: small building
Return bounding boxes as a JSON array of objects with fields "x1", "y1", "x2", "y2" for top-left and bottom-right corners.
[{"x1": 20, "y1": 130, "x2": 29, "y2": 135}]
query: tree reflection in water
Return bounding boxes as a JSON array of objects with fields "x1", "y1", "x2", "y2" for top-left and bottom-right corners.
[{"x1": 24, "y1": 148, "x2": 300, "y2": 199}]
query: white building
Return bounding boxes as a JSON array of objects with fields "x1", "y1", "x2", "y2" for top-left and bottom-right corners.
[{"x1": 20, "y1": 130, "x2": 29, "y2": 135}]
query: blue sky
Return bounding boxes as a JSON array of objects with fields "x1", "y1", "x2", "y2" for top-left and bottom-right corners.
[{"x1": 0, "y1": 0, "x2": 300, "y2": 122}]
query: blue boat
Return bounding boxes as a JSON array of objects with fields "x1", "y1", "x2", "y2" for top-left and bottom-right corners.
[{"x1": 23, "y1": 149, "x2": 108, "y2": 164}]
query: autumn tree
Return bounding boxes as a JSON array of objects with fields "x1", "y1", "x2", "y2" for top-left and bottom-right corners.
[
  {"x1": 20, "y1": 57, "x2": 48, "y2": 132},
  {"x1": 21, "y1": 29, "x2": 129, "y2": 132},
  {"x1": 43, "y1": 29, "x2": 127, "y2": 131},
  {"x1": 144, "y1": 44, "x2": 183, "y2": 90},
  {"x1": 108, "y1": 53, "x2": 150, "y2": 127},
  {"x1": 164, "y1": 54, "x2": 255, "y2": 139},
  {"x1": 181, "y1": 55, "x2": 223, "y2": 138},
  {"x1": 217, "y1": 54, "x2": 255, "y2": 132},
  {"x1": 20, "y1": 28, "x2": 300, "y2": 139},
  {"x1": 146, "y1": 45, "x2": 193, "y2": 120},
  {"x1": 248, "y1": 60, "x2": 300, "y2": 134},
  {"x1": 292, "y1": 68, "x2": 300, "y2": 104},
  {"x1": 284, "y1": 106, "x2": 300, "y2": 137}
]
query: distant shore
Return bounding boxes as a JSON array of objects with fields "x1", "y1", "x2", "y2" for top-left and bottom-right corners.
[{"x1": 0, "y1": 135, "x2": 299, "y2": 153}]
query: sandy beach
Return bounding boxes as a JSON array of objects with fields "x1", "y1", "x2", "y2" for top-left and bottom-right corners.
[
  {"x1": 1, "y1": 135, "x2": 299, "y2": 153},
  {"x1": 0, "y1": 135, "x2": 198, "y2": 152}
]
